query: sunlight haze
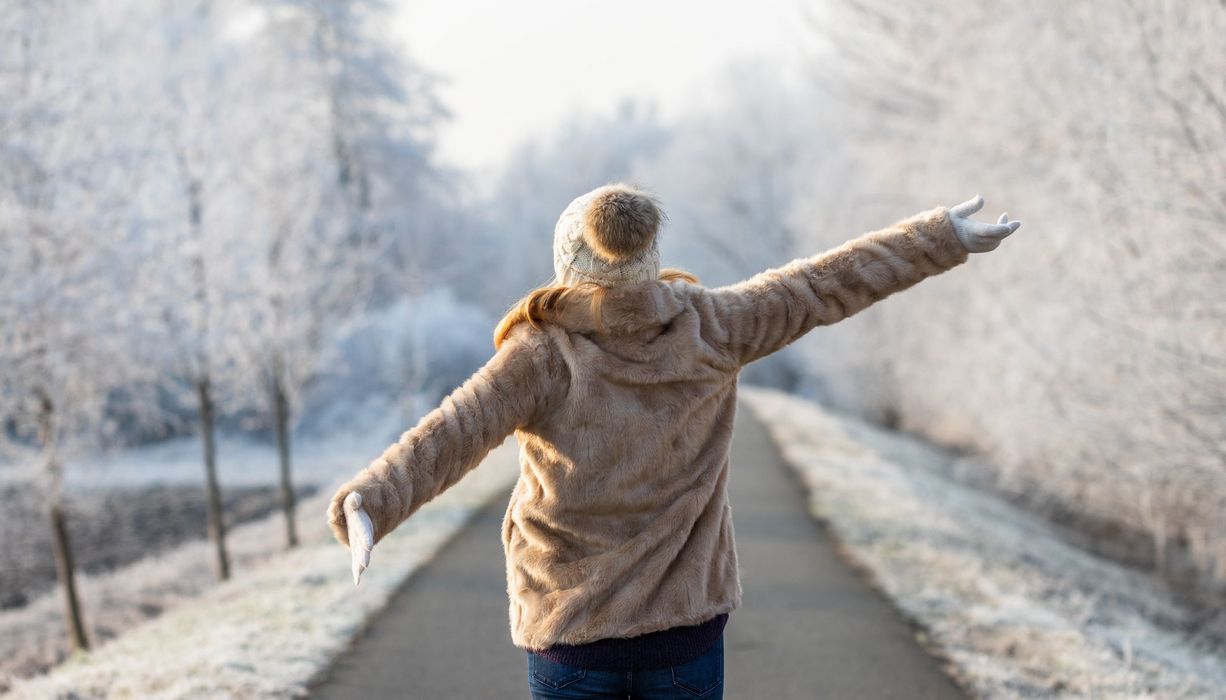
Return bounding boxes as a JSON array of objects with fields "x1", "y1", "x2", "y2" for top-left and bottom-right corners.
[{"x1": 392, "y1": 0, "x2": 809, "y2": 175}]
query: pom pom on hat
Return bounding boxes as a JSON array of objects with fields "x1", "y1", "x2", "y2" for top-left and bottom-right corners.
[
  {"x1": 582, "y1": 184, "x2": 662, "y2": 261},
  {"x1": 553, "y1": 183, "x2": 662, "y2": 287}
]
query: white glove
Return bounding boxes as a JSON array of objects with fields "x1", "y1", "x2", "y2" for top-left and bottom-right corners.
[
  {"x1": 949, "y1": 195, "x2": 1021, "y2": 253},
  {"x1": 344, "y1": 491, "x2": 375, "y2": 585}
]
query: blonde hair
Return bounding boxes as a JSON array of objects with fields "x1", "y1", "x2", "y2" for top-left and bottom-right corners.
[{"x1": 493, "y1": 268, "x2": 700, "y2": 349}]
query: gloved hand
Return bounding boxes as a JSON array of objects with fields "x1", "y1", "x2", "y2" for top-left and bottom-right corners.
[
  {"x1": 327, "y1": 489, "x2": 376, "y2": 585},
  {"x1": 949, "y1": 195, "x2": 1022, "y2": 253}
]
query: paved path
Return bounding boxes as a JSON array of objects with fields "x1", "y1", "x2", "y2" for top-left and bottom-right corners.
[{"x1": 311, "y1": 401, "x2": 965, "y2": 698}]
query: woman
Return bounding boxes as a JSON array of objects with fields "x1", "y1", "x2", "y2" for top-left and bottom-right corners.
[{"x1": 327, "y1": 183, "x2": 1020, "y2": 699}]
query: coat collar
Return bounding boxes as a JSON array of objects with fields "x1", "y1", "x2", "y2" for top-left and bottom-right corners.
[{"x1": 542, "y1": 280, "x2": 689, "y2": 335}]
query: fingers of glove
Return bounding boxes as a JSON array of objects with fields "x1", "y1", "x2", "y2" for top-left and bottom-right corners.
[
  {"x1": 354, "y1": 510, "x2": 375, "y2": 556},
  {"x1": 350, "y1": 518, "x2": 373, "y2": 585},
  {"x1": 345, "y1": 496, "x2": 374, "y2": 585},
  {"x1": 956, "y1": 225, "x2": 1003, "y2": 252},
  {"x1": 995, "y1": 212, "x2": 1023, "y2": 233},
  {"x1": 951, "y1": 194, "x2": 984, "y2": 218},
  {"x1": 964, "y1": 218, "x2": 1015, "y2": 239},
  {"x1": 966, "y1": 237, "x2": 1003, "y2": 253},
  {"x1": 344, "y1": 492, "x2": 374, "y2": 553}
]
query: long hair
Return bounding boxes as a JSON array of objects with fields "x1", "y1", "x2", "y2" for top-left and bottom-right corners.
[{"x1": 493, "y1": 268, "x2": 700, "y2": 349}]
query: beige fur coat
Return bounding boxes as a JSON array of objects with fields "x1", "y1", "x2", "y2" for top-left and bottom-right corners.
[{"x1": 328, "y1": 206, "x2": 970, "y2": 651}]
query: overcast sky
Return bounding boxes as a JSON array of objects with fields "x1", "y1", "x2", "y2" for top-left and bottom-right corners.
[{"x1": 391, "y1": 1, "x2": 811, "y2": 177}]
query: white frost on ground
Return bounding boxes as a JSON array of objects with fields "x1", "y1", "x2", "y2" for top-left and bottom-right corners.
[
  {"x1": 740, "y1": 386, "x2": 1226, "y2": 700},
  {"x1": 0, "y1": 407, "x2": 410, "y2": 687},
  {"x1": 2, "y1": 439, "x2": 520, "y2": 700}
]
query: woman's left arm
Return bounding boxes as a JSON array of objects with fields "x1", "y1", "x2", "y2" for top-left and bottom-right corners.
[
  {"x1": 696, "y1": 196, "x2": 1020, "y2": 366},
  {"x1": 327, "y1": 325, "x2": 567, "y2": 557}
]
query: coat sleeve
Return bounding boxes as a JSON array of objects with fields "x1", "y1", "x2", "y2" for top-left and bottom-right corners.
[
  {"x1": 328, "y1": 326, "x2": 567, "y2": 545},
  {"x1": 696, "y1": 206, "x2": 970, "y2": 366}
]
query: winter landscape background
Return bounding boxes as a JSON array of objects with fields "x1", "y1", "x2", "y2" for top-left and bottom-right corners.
[{"x1": 1, "y1": 0, "x2": 1223, "y2": 697}]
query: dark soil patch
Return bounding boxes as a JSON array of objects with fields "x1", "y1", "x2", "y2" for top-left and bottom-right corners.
[{"x1": 0, "y1": 483, "x2": 317, "y2": 609}]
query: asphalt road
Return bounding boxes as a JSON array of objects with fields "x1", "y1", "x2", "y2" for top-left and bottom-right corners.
[{"x1": 311, "y1": 401, "x2": 965, "y2": 699}]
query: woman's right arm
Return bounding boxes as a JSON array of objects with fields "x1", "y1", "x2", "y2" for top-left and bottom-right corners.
[
  {"x1": 694, "y1": 200, "x2": 1017, "y2": 366},
  {"x1": 327, "y1": 324, "x2": 567, "y2": 550}
]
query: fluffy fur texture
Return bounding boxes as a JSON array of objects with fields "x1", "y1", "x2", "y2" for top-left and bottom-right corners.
[
  {"x1": 582, "y1": 184, "x2": 661, "y2": 261},
  {"x1": 328, "y1": 206, "x2": 969, "y2": 651}
]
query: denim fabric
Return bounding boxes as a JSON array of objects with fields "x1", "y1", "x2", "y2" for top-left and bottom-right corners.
[{"x1": 528, "y1": 634, "x2": 723, "y2": 699}]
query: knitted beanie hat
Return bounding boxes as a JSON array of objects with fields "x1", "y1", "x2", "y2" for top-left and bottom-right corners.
[{"x1": 553, "y1": 183, "x2": 662, "y2": 287}]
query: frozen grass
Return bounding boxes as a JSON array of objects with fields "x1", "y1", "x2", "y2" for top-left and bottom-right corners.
[
  {"x1": 740, "y1": 386, "x2": 1226, "y2": 700},
  {"x1": 1, "y1": 439, "x2": 519, "y2": 699},
  {"x1": 0, "y1": 482, "x2": 315, "y2": 610},
  {"x1": 0, "y1": 405, "x2": 409, "y2": 688}
]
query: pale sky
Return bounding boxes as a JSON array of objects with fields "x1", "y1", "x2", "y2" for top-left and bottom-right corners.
[{"x1": 391, "y1": 1, "x2": 810, "y2": 177}]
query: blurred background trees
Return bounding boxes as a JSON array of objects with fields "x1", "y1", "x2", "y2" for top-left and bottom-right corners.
[
  {"x1": 0, "y1": 0, "x2": 451, "y2": 647},
  {"x1": 790, "y1": 0, "x2": 1226, "y2": 605}
]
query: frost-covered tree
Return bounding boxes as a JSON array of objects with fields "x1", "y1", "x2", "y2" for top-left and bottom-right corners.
[
  {"x1": 291, "y1": 0, "x2": 454, "y2": 301},
  {"x1": 0, "y1": 0, "x2": 160, "y2": 650},
  {"x1": 797, "y1": 0, "x2": 1226, "y2": 600},
  {"x1": 216, "y1": 0, "x2": 451, "y2": 548},
  {"x1": 124, "y1": 0, "x2": 260, "y2": 581},
  {"x1": 206, "y1": 2, "x2": 343, "y2": 551},
  {"x1": 1, "y1": 0, "x2": 456, "y2": 667}
]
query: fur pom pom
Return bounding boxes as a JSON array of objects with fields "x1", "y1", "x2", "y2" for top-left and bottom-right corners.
[{"x1": 582, "y1": 184, "x2": 661, "y2": 261}]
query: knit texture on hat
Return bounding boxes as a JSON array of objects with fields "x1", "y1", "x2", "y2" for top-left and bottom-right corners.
[{"x1": 553, "y1": 184, "x2": 661, "y2": 287}]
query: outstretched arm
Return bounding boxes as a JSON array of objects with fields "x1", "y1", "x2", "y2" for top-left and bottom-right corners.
[
  {"x1": 327, "y1": 325, "x2": 566, "y2": 581},
  {"x1": 697, "y1": 196, "x2": 1020, "y2": 366}
]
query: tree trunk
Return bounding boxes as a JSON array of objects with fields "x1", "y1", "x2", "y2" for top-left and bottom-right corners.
[
  {"x1": 197, "y1": 376, "x2": 230, "y2": 580},
  {"x1": 272, "y1": 366, "x2": 297, "y2": 549},
  {"x1": 37, "y1": 394, "x2": 89, "y2": 651},
  {"x1": 48, "y1": 502, "x2": 89, "y2": 651}
]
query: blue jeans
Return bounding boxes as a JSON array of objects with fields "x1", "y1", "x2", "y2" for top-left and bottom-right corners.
[{"x1": 527, "y1": 634, "x2": 724, "y2": 699}]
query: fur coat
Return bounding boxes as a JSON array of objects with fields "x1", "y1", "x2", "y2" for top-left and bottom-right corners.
[{"x1": 328, "y1": 206, "x2": 970, "y2": 651}]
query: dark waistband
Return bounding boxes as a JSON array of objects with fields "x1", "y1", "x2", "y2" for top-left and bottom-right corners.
[{"x1": 527, "y1": 613, "x2": 728, "y2": 672}]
